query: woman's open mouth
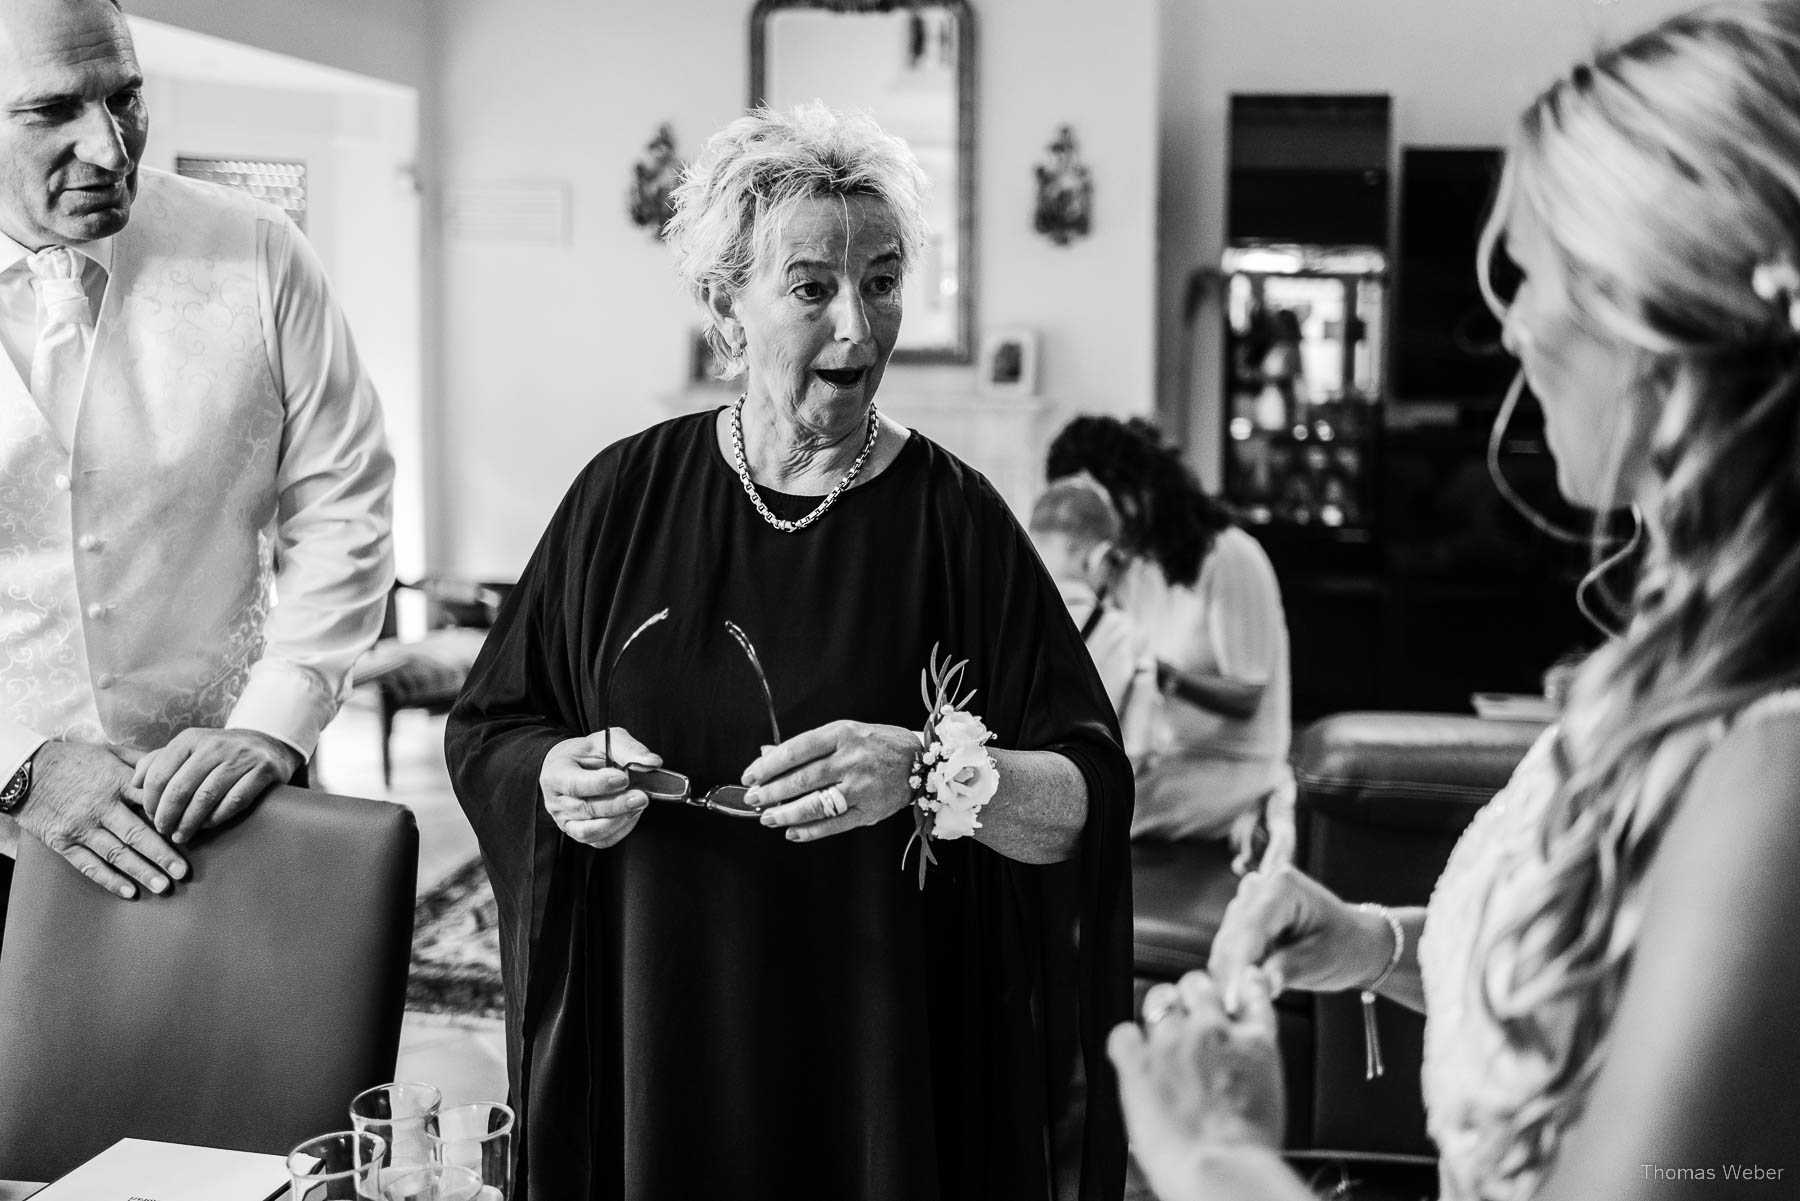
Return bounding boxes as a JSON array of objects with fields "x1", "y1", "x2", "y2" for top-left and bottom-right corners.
[{"x1": 814, "y1": 367, "x2": 868, "y2": 390}]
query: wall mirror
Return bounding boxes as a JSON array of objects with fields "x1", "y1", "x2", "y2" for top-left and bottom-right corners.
[{"x1": 751, "y1": 0, "x2": 975, "y2": 363}]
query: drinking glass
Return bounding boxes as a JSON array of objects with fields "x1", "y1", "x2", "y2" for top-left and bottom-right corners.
[
  {"x1": 427, "y1": 1102, "x2": 514, "y2": 1201},
  {"x1": 350, "y1": 1081, "x2": 443, "y2": 1168},
  {"x1": 379, "y1": 1164, "x2": 483, "y2": 1201},
  {"x1": 287, "y1": 1131, "x2": 387, "y2": 1201}
]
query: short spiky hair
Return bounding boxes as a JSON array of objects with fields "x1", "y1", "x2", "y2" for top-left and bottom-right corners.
[
  {"x1": 1029, "y1": 477, "x2": 1121, "y2": 549},
  {"x1": 665, "y1": 103, "x2": 930, "y2": 377}
]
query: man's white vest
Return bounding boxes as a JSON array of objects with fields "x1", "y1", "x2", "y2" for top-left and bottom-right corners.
[{"x1": 0, "y1": 169, "x2": 285, "y2": 751}]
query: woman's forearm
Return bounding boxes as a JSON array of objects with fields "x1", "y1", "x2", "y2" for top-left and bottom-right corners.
[
  {"x1": 974, "y1": 748, "x2": 1087, "y2": 865},
  {"x1": 1157, "y1": 660, "x2": 1265, "y2": 720}
]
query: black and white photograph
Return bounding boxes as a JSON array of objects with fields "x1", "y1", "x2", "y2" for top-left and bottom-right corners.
[
  {"x1": 979, "y1": 326, "x2": 1039, "y2": 395},
  {"x1": 0, "y1": 0, "x2": 1796, "y2": 1199}
]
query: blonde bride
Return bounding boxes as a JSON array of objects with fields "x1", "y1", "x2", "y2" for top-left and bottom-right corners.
[{"x1": 1109, "y1": 4, "x2": 1800, "y2": 1198}]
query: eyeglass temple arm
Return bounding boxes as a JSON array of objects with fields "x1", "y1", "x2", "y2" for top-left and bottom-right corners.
[
  {"x1": 724, "y1": 620, "x2": 781, "y2": 744},
  {"x1": 602, "y1": 608, "x2": 672, "y2": 765}
]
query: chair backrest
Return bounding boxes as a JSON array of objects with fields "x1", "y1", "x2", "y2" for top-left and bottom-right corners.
[{"x1": 0, "y1": 786, "x2": 418, "y2": 1180}]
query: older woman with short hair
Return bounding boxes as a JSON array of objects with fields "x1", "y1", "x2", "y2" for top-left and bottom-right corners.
[{"x1": 448, "y1": 104, "x2": 1132, "y2": 1201}]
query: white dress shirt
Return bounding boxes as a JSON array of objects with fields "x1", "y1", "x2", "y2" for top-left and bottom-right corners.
[
  {"x1": 1057, "y1": 577, "x2": 1156, "y2": 763},
  {"x1": 1118, "y1": 528, "x2": 1294, "y2": 840},
  {"x1": 0, "y1": 174, "x2": 393, "y2": 844}
]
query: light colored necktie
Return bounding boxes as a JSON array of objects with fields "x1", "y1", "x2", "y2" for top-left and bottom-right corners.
[{"x1": 27, "y1": 245, "x2": 94, "y2": 446}]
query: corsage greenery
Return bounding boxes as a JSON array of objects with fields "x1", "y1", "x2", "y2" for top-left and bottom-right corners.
[{"x1": 904, "y1": 643, "x2": 1000, "y2": 888}]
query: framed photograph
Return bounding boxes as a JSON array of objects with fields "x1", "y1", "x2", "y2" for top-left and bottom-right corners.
[{"x1": 978, "y1": 328, "x2": 1039, "y2": 396}]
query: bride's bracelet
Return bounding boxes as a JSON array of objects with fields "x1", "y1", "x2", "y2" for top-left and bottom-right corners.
[{"x1": 1356, "y1": 902, "x2": 1404, "y2": 1080}]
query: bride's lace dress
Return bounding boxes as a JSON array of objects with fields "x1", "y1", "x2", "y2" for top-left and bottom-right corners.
[{"x1": 1416, "y1": 690, "x2": 1800, "y2": 1201}]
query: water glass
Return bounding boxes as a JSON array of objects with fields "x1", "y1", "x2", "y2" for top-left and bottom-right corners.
[
  {"x1": 379, "y1": 1164, "x2": 484, "y2": 1201},
  {"x1": 427, "y1": 1102, "x2": 514, "y2": 1201},
  {"x1": 287, "y1": 1130, "x2": 387, "y2": 1201},
  {"x1": 350, "y1": 1081, "x2": 443, "y2": 1168}
]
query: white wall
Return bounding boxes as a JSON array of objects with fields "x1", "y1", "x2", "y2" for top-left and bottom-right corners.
[
  {"x1": 1156, "y1": 0, "x2": 1696, "y2": 488},
  {"x1": 121, "y1": 7, "x2": 432, "y2": 581},
  {"x1": 124, "y1": 0, "x2": 432, "y2": 90},
  {"x1": 130, "y1": 68, "x2": 426, "y2": 582},
  {"x1": 141, "y1": 0, "x2": 1706, "y2": 572},
  {"x1": 433, "y1": 0, "x2": 1159, "y2": 579}
]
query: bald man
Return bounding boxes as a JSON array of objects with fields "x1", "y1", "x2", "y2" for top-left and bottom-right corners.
[{"x1": 0, "y1": 0, "x2": 394, "y2": 916}]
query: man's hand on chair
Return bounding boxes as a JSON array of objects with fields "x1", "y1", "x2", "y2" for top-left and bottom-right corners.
[
  {"x1": 132, "y1": 728, "x2": 303, "y2": 846},
  {"x1": 16, "y1": 741, "x2": 187, "y2": 900}
]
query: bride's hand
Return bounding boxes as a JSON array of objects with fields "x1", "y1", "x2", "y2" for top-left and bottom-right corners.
[
  {"x1": 540, "y1": 728, "x2": 661, "y2": 849},
  {"x1": 1108, "y1": 969, "x2": 1286, "y2": 1201},
  {"x1": 1208, "y1": 865, "x2": 1379, "y2": 1003}
]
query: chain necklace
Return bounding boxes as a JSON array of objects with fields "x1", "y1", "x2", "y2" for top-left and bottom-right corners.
[{"x1": 729, "y1": 394, "x2": 881, "y2": 533}]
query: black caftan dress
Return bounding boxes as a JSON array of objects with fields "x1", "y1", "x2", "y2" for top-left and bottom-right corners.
[{"x1": 446, "y1": 410, "x2": 1132, "y2": 1201}]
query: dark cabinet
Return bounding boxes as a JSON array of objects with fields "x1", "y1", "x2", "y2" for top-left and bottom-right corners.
[{"x1": 1219, "y1": 112, "x2": 1602, "y2": 719}]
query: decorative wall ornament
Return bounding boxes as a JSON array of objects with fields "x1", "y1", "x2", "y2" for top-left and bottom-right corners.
[
  {"x1": 1033, "y1": 125, "x2": 1092, "y2": 246},
  {"x1": 628, "y1": 123, "x2": 682, "y2": 238}
]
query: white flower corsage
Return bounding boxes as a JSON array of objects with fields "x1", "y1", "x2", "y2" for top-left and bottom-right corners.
[{"x1": 904, "y1": 643, "x2": 1000, "y2": 888}]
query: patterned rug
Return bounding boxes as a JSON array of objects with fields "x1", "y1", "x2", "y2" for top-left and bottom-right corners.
[{"x1": 408, "y1": 857, "x2": 504, "y2": 1024}]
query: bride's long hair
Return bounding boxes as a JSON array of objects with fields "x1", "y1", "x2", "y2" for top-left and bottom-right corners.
[{"x1": 1468, "y1": 2, "x2": 1800, "y2": 1191}]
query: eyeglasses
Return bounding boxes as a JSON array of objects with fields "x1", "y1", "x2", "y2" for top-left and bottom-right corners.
[{"x1": 598, "y1": 609, "x2": 779, "y2": 818}]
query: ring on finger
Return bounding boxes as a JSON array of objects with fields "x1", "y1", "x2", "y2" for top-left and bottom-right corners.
[
  {"x1": 819, "y1": 784, "x2": 849, "y2": 818},
  {"x1": 1144, "y1": 996, "x2": 1187, "y2": 1028},
  {"x1": 1142, "y1": 983, "x2": 1187, "y2": 1029}
]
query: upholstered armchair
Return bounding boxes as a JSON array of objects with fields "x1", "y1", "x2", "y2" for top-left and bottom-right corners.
[
  {"x1": 1291, "y1": 711, "x2": 1544, "y2": 1162},
  {"x1": 351, "y1": 578, "x2": 511, "y2": 784}
]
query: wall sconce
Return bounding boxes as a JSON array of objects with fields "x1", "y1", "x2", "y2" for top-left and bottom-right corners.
[
  {"x1": 627, "y1": 123, "x2": 682, "y2": 238},
  {"x1": 1033, "y1": 125, "x2": 1092, "y2": 246}
]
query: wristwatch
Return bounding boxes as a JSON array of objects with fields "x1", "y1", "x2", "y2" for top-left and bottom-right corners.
[{"x1": 0, "y1": 751, "x2": 36, "y2": 815}]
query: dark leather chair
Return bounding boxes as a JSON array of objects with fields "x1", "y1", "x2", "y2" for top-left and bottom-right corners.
[
  {"x1": 0, "y1": 785, "x2": 418, "y2": 1181},
  {"x1": 1292, "y1": 712, "x2": 1544, "y2": 1162}
]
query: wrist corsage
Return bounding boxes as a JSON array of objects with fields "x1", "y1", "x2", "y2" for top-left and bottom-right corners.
[{"x1": 903, "y1": 643, "x2": 1000, "y2": 888}]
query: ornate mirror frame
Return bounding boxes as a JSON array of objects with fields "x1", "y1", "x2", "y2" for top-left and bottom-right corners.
[{"x1": 750, "y1": 0, "x2": 977, "y2": 364}]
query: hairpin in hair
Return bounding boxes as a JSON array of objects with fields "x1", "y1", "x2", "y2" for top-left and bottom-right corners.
[{"x1": 1751, "y1": 254, "x2": 1800, "y2": 336}]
